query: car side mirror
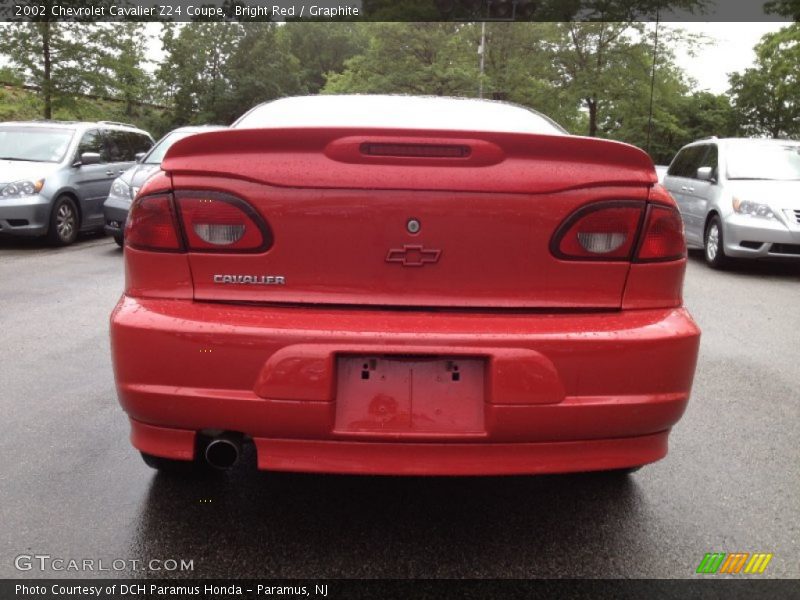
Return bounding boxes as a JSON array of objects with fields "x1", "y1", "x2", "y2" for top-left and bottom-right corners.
[
  {"x1": 697, "y1": 166, "x2": 716, "y2": 182},
  {"x1": 75, "y1": 152, "x2": 102, "y2": 166},
  {"x1": 135, "y1": 152, "x2": 146, "y2": 162}
]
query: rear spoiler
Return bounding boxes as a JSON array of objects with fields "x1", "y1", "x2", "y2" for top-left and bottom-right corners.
[{"x1": 162, "y1": 127, "x2": 657, "y2": 194}]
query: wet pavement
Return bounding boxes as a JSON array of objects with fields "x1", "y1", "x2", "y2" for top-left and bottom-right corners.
[{"x1": 1, "y1": 235, "x2": 798, "y2": 579}]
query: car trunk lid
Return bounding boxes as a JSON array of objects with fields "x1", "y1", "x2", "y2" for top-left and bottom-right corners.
[{"x1": 163, "y1": 128, "x2": 656, "y2": 309}]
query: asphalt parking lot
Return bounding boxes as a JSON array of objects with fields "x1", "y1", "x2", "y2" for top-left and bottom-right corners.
[{"x1": 0, "y1": 234, "x2": 798, "y2": 579}]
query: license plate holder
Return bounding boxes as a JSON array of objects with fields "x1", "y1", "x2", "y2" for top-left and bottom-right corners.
[{"x1": 335, "y1": 356, "x2": 485, "y2": 435}]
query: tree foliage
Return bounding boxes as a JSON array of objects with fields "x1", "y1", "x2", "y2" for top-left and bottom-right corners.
[
  {"x1": 0, "y1": 1, "x2": 154, "y2": 120},
  {"x1": 324, "y1": 23, "x2": 478, "y2": 96},
  {"x1": 281, "y1": 23, "x2": 370, "y2": 94},
  {"x1": 474, "y1": 23, "x2": 586, "y2": 131},
  {"x1": 729, "y1": 24, "x2": 800, "y2": 138},
  {"x1": 764, "y1": 0, "x2": 800, "y2": 19},
  {"x1": 157, "y1": 22, "x2": 244, "y2": 125},
  {"x1": 0, "y1": 19, "x2": 789, "y2": 162},
  {"x1": 0, "y1": 22, "x2": 95, "y2": 118}
]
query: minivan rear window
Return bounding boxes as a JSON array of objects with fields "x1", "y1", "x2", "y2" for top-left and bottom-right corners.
[{"x1": 127, "y1": 132, "x2": 153, "y2": 157}]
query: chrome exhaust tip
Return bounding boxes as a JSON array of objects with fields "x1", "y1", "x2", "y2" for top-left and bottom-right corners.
[{"x1": 204, "y1": 435, "x2": 241, "y2": 470}]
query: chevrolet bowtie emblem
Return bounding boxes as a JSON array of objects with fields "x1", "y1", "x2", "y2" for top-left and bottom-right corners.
[{"x1": 385, "y1": 245, "x2": 442, "y2": 267}]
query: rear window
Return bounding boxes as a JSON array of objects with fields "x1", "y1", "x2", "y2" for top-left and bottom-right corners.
[
  {"x1": 126, "y1": 132, "x2": 153, "y2": 156},
  {"x1": 234, "y1": 95, "x2": 566, "y2": 135},
  {"x1": 105, "y1": 129, "x2": 132, "y2": 162},
  {"x1": 0, "y1": 126, "x2": 74, "y2": 163},
  {"x1": 103, "y1": 129, "x2": 153, "y2": 161},
  {"x1": 145, "y1": 131, "x2": 204, "y2": 164}
]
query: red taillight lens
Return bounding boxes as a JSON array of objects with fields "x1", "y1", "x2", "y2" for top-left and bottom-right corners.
[
  {"x1": 125, "y1": 194, "x2": 182, "y2": 252},
  {"x1": 552, "y1": 199, "x2": 686, "y2": 263},
  {"x1": 636, "y1": 204, "x2": 686, "y2": 262},
  {"x1": 552, "y1": 202, "x2": 644, "y2": 260},
  {"x1": 175, "y1": 193, "x2": 271, "y2": 252}
]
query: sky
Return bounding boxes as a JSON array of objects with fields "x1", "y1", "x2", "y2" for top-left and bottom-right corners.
[
  {"x1": 663, "y1": 22, "x2": 787, "y2": 94},
  {"x1": 142, "y1": 22, "x2": 789, "y2": 96}
]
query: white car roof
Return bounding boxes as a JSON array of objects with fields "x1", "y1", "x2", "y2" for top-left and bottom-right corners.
[
  {"x1": 688, "y1": 138, "x2": 800, "y2": 147},
  {"x1": 722, "y1": 138, "x2": 800, "y2": 146},
  {"x1": 234, "y1": 95, "x2": 566, "y2": 135},
  {"x1": 0, "y1": 121, "x2": 150, "y2": 135}
]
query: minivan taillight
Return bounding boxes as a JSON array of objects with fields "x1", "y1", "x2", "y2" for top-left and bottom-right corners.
[
  {"x1": 551, "y1": 200, "x2": 686, "y2": 262},
  {"x1": 125, "y1": 194, "x2": 182, "y2": 252},
  {"x1": 551, "y1": 202, "x2": 644, "y2": 260},
  {"x1": 175, "y1": 193, "x2": 272, "y2": 252}
]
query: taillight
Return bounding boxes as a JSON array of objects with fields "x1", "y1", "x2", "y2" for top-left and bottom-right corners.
[
  {"x1": 125, "y1": 191, "x2": 272, "y2": 253},
  {"x1": 125, "y1": 194, "x2": 182, "y2": 252},
  {"x1": 636, "y1": 204, "x2": 686, "y2": 262},
  {"x1": 551, "y1": 199, "x2": 686, "y2": 262},
  {"x1": 175, "y1": 193, "x2": 271, "y2": 252},
  {"x1": 551, "y1": 202, "x2": 644, "y2": 260}
]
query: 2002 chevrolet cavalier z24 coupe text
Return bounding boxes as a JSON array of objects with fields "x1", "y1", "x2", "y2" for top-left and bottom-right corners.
[{"x1": 110, "y1": 95, "x2": 700, "y2": 477}]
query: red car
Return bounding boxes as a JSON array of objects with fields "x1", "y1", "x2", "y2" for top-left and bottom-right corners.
[{"x1": 110, "y1": 95, "x2": 700, "y2": 476}]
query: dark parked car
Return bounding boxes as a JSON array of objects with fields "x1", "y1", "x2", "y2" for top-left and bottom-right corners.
[{"x1": 104, "y1": 125, "x2": 226, "y2": 246}]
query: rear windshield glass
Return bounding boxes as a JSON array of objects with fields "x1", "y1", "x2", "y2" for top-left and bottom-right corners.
[
  {"x1": 0, "y1": 127, "x2": 74, "y2": 163},
  {"x1": 144, "y1": 130, "x2": 200, "y2": 164},
  {"x1": 234, "y1": 96, "x2": 566, "y2": 135},
  {"x1": 726, "y1": 143, "x2": 800, "y2": 180}
]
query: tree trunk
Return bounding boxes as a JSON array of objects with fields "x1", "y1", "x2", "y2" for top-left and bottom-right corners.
[
  {"x1": 587, "y1": 98, "x2": 598, "y2": 137},
  {"x1": 41, "y1": 23, "x2": 52, "y2": 119}
]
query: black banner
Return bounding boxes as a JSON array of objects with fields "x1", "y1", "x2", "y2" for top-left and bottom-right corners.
[
  {"x1": 3, "y1": 579, "x2": 800, "y2": 600},
  {"x1": 0, "y1": 0, "x2": 797, "y2": 22}
]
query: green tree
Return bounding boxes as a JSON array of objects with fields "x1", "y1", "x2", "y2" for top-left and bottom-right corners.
[
  {"x1": 620, "y1": 89, "x2": 737, "y2": 164},
  {"x1": 0, "y1": 22, "x2": 90, "y2": 118},
  {"x1": 323, "y1": 23, "x2": 478, "y2": 96},
  {"x1": 675, "y1": 92, "x2": 737, "y2": 137},
  {"x1": 98, "y1": 23, "x2": 154, "y2": 118},
  {"x1": 157, "y1": 22, "x2": 244, "y2": 125},
  {"x1": 0, "y1": 65, "x2": 24, "y2": 85},
  {"x1": 280, "y1": 22, "x2": 369, "y2": 94},
  {"x1": 530, "y1": 0, "x2": 708, "y2": 20},
  {"x1": 729, "y1": 24, "x2": 800, "y2": 138},
  {"x1": 592, "y1": 27, "x2": 693, "y2": 159},
  {"x1": 476, "y1": 23, "x2": 585, "y2": 132},
  {"x1": 223, "y1": 23, "x2": 306, "y2": 121},
  {"x1": 361, "y1": 0, "x2": 706, "y2": 21},
  {"x1": 764, "y1": 0, "x2": 800, "y2": 19},
  {"x1": 549, "y1": 22, "x2": 661, "y2": 138},
  {"x1": 0, "y1": 20, "x2": 154, "y2": 121},
  {"x1": 0, "y1": 0, "x2": 139, "y2": 119}
]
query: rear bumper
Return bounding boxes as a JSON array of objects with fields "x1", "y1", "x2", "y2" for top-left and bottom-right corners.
[
  {"x1": 131, "y1": 419, "x2": 669, "y2": 476},
  {"x1": 111, "y1": 297, "x2": 700, "y2": 474}
]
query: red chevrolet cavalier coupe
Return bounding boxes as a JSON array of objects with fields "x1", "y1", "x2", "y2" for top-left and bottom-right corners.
[{"x1": 110, "y1": 95, "x2": 700, "y2": 476}]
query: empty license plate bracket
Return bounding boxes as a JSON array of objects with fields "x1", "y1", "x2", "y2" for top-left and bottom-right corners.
[{"x1": 334, "y1": 355, "x2": 485, "y2": 435}]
